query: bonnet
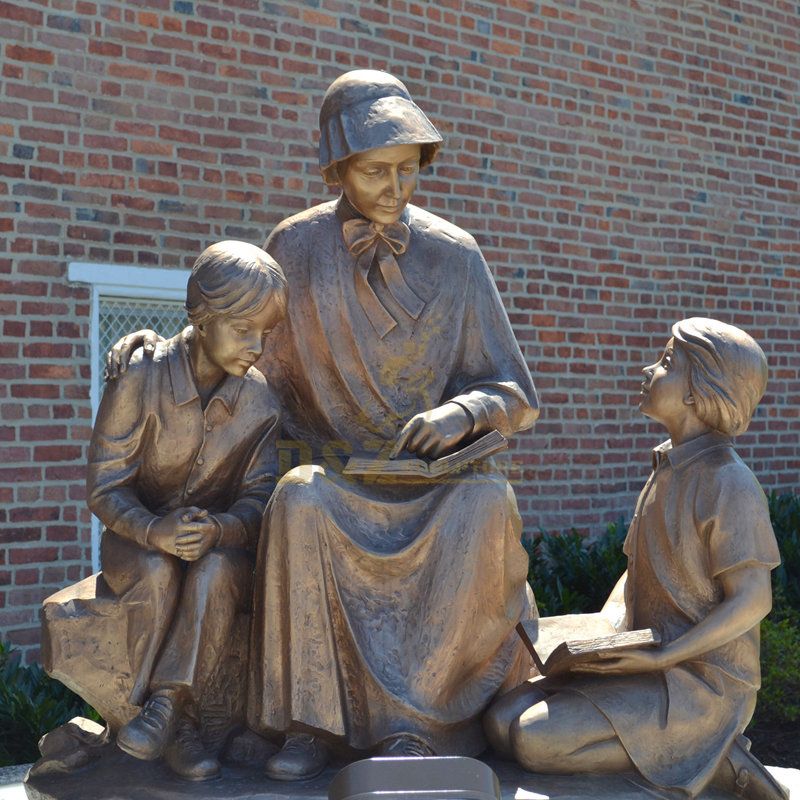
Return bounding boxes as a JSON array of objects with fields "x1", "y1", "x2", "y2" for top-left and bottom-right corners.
[{"x1": 319, "y1": 70, "x2": 443, "y2": 185}]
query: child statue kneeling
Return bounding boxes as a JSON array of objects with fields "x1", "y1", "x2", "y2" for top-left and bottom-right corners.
[
  {"x1": 88, "y1": 242, "x2": 286, "y2": 779},
  {"x1": 485, "y1": 318, "x2": 785, "y2": 800}
]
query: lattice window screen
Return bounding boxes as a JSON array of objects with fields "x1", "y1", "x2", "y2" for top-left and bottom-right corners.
[{"x1": 98, "y1": 297, "x2": 187, "y2": 376}]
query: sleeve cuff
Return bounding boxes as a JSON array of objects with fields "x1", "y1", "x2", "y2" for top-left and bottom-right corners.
[
  {"x1": 212, "y1": 512, "x2": 249, "y2": 549},
  {"x1": 109, "y1": 507, "x2": 159, "y2": 548},
  {"x1": 447, "y1": 394, "x2": 491, "y2": 435}
]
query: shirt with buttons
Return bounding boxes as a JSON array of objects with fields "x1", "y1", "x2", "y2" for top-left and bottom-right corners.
[{"x1": 88, "y1": 328, "x2": 281, "y2": 551}]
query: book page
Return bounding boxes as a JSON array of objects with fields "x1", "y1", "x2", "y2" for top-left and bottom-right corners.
[
  {"x1": 344, "y1": 456, "x2": 430, "y2": 477},
  {"x1": 343, "y1": 430, "x2": 507, "y2": 479},
  {"x1": 429, "y1": 430, "x2": 508, "y2": 476},
  {"x1": 517, "y1": 614, "x2": 617, "y2": 671}
]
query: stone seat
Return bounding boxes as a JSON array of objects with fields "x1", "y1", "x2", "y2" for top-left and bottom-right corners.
[{"x1": 41, "y1": 573, "x2": 249, "y2": 753}]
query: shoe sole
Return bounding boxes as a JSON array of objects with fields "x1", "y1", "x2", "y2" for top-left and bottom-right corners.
[
  {"x1": 265, "y1": 763, "x2": 327, "y2": 782},
  {"x1": 169, "y1": 767, "x2": 222, "y2": 782},
  {"x1": 115, "y1": 736, "x2": 164, "y2": 762}
]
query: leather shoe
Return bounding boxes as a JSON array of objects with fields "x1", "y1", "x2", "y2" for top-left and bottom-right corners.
[
  {"x1": 116, "y1": 690, "x2": 178, "y2": 761},
  {"x1": 713, "y1": 735, "x2": 789, "y2": 800},
  {"x1": 380, "y1": 733, "x2": 435, "y2": 757},
  {"x1": 265, "y1": 734, "x2": 329, "y2": 781},
  {"x1": 163, "y1": 717, "x2": 220, "y2": 781}
]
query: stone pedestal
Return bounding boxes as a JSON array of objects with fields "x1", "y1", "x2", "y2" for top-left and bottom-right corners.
[
  {"x1": 41, "y1": 575, "x2": 139, "y2": 731},
  {"x1": 41, "y1": 573, "x2": 250, "y2": 749},
  {"x1": 22, "y1": 744, "x2": 797, "y2": 800}
]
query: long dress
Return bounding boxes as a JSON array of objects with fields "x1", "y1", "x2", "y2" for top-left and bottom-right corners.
[{"x1": 247, "y1": 196, "x2": 540, "y2": 755}]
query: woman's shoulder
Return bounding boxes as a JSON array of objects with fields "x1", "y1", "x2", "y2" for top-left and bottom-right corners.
[
  {"x1": 240, "y1": 367, "x2": 282, "y2": 417},
  {"x1": 266, "y1": 201, "x2": 339, "y2": 242},
  {"x1": 406, "y1": 204, "x2": 479, "y2": 253}
]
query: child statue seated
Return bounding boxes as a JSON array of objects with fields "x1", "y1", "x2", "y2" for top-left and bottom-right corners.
[
  {"x1": 485, "y1": 318, "x2": 785, "y2": 800},
  {"x1": 87, "y1": 241, "x2": 286, "y2": 780}
]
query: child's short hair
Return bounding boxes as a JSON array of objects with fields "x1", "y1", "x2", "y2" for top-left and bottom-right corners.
[
  {"x1": 671, "y1": 318, "x2": 768, "y2": 436},
  {"x1": 186, "y1": 240, "x2": 287, "y2": 326}
]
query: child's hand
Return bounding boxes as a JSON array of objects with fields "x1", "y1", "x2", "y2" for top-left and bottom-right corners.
[
  {"x1": 148, "y1": 507, "x2": 218, "y2": 560},
  {"x1": 174, "y1": 509, "x2": 220, "y2": 562},
  {"x1": 571, "y1": 647, "x2": 668, "y2": 675}
]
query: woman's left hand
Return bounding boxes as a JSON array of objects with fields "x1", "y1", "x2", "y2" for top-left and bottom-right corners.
[{"x1": 571, "y1": 647, "x2": 670, "y2": 675}]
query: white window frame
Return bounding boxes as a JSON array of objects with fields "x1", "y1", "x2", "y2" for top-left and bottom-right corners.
[{"x1": 68, "y1": 263, "x2": 191, "y2": 571}]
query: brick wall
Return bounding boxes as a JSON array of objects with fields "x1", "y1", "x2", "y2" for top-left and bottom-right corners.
[{"x1": 1, "y1": 0, "x2": 798, "y2": 662}]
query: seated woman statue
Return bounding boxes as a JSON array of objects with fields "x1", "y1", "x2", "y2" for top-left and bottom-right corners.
[
  {"x1": 485, "y1": 318, "x2": 785, "y2": 800},
  {"x1": 107, "y1": 69, "x2": 540, "y2": 781}
]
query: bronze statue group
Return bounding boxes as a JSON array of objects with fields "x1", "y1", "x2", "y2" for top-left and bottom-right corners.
[{"x1": 60, "y1": 71, "x2": 786, "y2": 800}]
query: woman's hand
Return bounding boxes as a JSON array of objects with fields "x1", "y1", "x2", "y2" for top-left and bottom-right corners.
[
  {"x1": 389, "y1": 403, "x2": 474, "y2": 460},
  {"x1": 105, "y1": 329, "x2": 162, "y2": 380}
]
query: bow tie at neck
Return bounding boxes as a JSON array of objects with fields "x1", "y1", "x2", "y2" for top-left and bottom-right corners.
[
  {"x1": 342, "y1": 218, "x2": 410, "y2": 258},
  {"x1": 342, "y1": 217, "x2": 424, "y2": 338}
]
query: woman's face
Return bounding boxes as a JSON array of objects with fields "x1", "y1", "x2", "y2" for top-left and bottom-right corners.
[{"x1": 340, "y1": 143, "x2": 421, "y2": 225}]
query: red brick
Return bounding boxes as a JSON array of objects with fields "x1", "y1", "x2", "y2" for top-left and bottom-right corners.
[
  {"x1": 89, "y1": 40, "x2": 123, "y2": 57},
  {"x1": 15, "y1": 568, "x2": 40, "y2": 585},
  {"x1": 28, "y1": 364, "x2": 75, "y2": 380},
  {"x1": 11, "y1": 384, "x2": 60, "y2": 399},
  {"x1": 0, "y1": 2, "x2": 43, "y2": 24},
  {"x1": 6, "y1": 45, "x2": 54, "y2": 65},
  {"x1": 9, "y1": 547, "x2": 59, "y2": 565}
]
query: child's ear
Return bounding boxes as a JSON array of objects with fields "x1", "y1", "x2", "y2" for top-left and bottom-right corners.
[{"x1": 683, "y1": 391, "x2": 695, "y2": 406}]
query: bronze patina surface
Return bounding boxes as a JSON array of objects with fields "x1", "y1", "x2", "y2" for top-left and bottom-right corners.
[{"x1": 26, "y1": 73, "x2": 790, "y2": 800}]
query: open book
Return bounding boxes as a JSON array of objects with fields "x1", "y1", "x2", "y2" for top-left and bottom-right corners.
[
  {"x1": 517, "y1": 614, "x2": 660, "y2": 677},
  {"x1": 343, "y1": 429, "x2": 508, "y2": 479}
]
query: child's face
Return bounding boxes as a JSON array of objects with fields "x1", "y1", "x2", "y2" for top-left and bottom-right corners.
[
  {"x1": 199, "y1": 299, "x2": 282, "y2": 378},
  {"x1": 640, "y1": 338, "x2": 695, "y2": 429},
  {"x1": 340, "y1": 143, "x2": 421, "y2": 225}
]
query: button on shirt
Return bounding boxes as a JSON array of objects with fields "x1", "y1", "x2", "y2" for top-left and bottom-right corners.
[{"x1": 88, "y1": 328, "x2": 281, "y2": 550}]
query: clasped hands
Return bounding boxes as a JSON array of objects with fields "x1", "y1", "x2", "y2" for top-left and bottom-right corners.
[{"x1": 148, "y1": 507, "x2": 220, "y2": 562}]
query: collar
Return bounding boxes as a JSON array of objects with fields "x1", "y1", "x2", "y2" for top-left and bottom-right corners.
[
  {"x1": 166, "y1": 327, "x2": 244, "y2": 414},
  {"x1": 651, "y1": 430, "x2": 733, "y2": 470},
  {"x1": 334, "y1": 193, "x2": 411, "y2": 226}
]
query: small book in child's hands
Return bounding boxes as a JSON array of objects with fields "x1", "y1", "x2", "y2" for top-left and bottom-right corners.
[
  {"x1": 343, "y1": 429, "x2": 508, "y2": 479},
  {"x1": 516, "y1": 614, "x2": 661, "y2": 677}
]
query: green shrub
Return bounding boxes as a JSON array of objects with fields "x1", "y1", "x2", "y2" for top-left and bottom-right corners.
[
  {"x1": 757, "y1": 491, "x2": 800, "y2": 727},
  {"x1": 525, "y1": 518, "x2": 627, "y2": 616},
  {"x1": 753, "y1": 605, "x2": 800, "y2": 726},
  {"x1": 767, "y1": 490, "x2": 800, "y2": 613},
  {"x1": 0, "y1": 641, "x2": 99, "y2": 768}
]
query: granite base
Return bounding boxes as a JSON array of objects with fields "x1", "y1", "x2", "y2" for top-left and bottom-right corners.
[{"x1": 21, "y1": 744, "x2": 798, "y2": 800}]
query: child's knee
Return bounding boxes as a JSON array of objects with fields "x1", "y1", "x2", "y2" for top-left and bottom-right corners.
[
  {"x1": 141, "y1": 552, "x2": 182, "y2": 596},
  {"x1": 484, "y1": 683, "x2": 539, "y2": 758},
  {"x1": 509, "y1": 702, "x2": 553, "y2": 769},
  {"x1": 482, "y1": 702, "x2": 506, "y2": 754}
]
